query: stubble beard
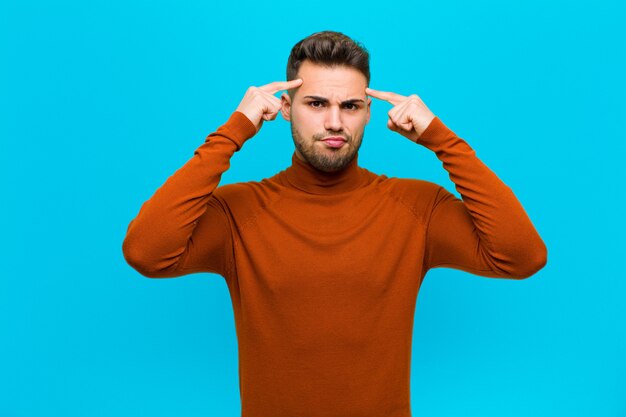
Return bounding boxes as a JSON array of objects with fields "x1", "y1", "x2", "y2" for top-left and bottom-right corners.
[{"x1": 290, "y1": 123, "x2": 363, "y2": 173}]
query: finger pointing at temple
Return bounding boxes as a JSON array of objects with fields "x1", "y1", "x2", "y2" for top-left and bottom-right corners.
[
  {"x1": 236, "y1": 78, "x2": 303, "y2": 134},
  {"x1": 365, "y1": 87, "x2": 407, "y2": 106},
  {"x1": 260, "y1": 79, "x2": 304, "y2": 95},
  {"x1": 365, "y1": 86, "x2": 437, "y2": 144}
]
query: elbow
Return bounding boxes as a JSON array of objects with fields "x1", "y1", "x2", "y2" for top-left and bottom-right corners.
[
  {"x1": 511, "y1": 239, "x2": 548, "y2": 279},
  {"x1": 122, "y1": 236, "x2": 163, "y2": 279}
]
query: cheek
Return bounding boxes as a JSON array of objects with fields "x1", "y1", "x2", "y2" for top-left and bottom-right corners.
[
  {"x1": 350, "y1": 115, "x2": 368, "y2": 131},
  {"x1": 293, "y1": 110, "x2": 323, "y2": 131},
  {"x1": 291, "y1": 107, "x2": 309, "y2": 125}
]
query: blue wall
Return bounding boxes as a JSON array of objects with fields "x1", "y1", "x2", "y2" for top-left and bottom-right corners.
[{"x1": 1, "y1": 0, "x2": 624, "y2": 416}]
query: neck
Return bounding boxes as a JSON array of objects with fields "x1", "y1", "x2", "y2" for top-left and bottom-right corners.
[{"x1": 282, "y1": 151, "x2": 366, "y2": 195}]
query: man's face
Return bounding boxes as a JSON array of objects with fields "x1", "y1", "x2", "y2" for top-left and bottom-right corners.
[{"x1": 281, "y1": 60, "x2": 371, "y2": 173}]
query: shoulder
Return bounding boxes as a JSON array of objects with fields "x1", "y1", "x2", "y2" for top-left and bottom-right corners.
[
  {"x1": 210, "y1": 178, "x2": 282, "y2": 218},
  {"x1": 372, "y1": 174, "x2": 445, "y2": 220}
]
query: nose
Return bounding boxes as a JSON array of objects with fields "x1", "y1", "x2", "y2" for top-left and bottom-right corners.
[{"x1": 324, "y1": 106, "x2": 343, "y2": 133}]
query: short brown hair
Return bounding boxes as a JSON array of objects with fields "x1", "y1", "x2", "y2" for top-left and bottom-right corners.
[{"x1": 286, "y1": 30, "x2": 370, "y2": 98}]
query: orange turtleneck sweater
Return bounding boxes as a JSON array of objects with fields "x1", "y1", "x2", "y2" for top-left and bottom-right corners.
[{"x1": 122, "y1": 111, "x2": 547, "y2": 417}]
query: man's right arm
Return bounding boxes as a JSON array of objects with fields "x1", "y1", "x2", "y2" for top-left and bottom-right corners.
[
  {"x1": 122, "y1": 78, "x2": 303, "y2": 279},
  {"x1": 121, "y1": 111, "x2": 257, "y2": 279}
]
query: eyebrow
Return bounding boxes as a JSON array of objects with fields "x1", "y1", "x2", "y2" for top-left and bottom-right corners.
[{"x1": 303, "y1": 95, "x2": 365, "y2": 105}]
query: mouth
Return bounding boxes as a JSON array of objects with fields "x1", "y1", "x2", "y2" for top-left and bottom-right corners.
[{"x1": 320, "y1": 137, "x2": 347, "y2": 149}]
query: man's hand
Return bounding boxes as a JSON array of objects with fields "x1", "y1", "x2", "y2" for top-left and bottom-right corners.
[
  {"x1": 366, "y1": 87, "x2": 436, "y2": 143},
  {"x1": 236, "y1": 79, "x2": 303, "y2": 133}
]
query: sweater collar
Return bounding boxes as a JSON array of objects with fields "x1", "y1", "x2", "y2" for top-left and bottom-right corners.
[{"x1": 282, "y1": 151, "x2": 366, "y2": 195}]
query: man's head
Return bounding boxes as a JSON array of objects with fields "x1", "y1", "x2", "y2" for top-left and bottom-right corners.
[{"x1": 280, "y1": 31, "x2": 372, "y2": 173}]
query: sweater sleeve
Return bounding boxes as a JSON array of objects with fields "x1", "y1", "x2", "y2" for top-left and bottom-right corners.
[
  {"x1": 122, "y1": 111, "x2": 257, "y2": 279},
  {"x1": 420, "y1": 117, "x2": 547, "y2": 279}
]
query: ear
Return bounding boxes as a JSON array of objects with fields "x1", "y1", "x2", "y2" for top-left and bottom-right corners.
[
  {"x1": 280, "y1": 93, "x2": 292, "y2": 121},
  {"x1": 366, "y1": 96, "x2": 372, "y2": 124}
]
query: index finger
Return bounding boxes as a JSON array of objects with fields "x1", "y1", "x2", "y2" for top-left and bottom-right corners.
[
  {"x1": 365, "y1": 87, "x2": 406, "y2": 106},
  {"x1": 260, "y1": 79, "x2": 303, "y2": 95}
]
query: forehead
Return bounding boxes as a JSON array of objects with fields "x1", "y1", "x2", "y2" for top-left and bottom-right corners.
[{"x1": 296, "y1": 61, "x2": 366, "y2": 98}]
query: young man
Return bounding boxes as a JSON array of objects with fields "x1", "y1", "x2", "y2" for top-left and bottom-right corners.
[{"x1": 123, "y1": 30, "x2": 547, "y2": 417}]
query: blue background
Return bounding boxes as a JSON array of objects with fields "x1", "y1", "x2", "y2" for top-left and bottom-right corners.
[{"x1": 2, "y1": 0, "x2": 624, "y2": 416}]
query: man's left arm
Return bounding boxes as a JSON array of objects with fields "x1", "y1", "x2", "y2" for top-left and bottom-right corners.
[
  {"x1": 366, "y1": 88, "x2": 548, "y2": 279},
  {"x1": 419, "y1": 117, "x2": 547, "y2": 278}
]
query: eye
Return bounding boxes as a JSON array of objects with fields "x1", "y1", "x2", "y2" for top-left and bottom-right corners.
[{"x1": 307, "y1": 101, "x2": 359, "y2": 110}]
